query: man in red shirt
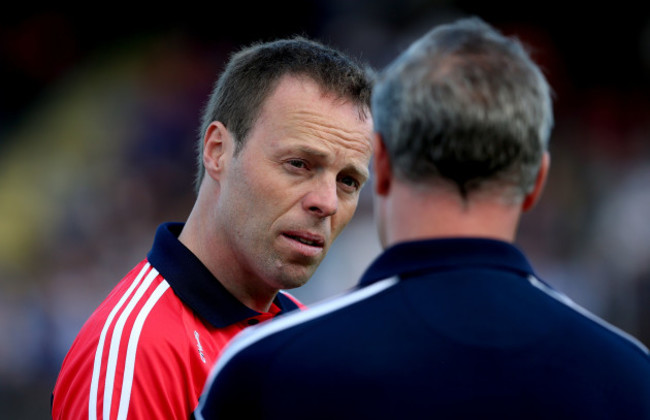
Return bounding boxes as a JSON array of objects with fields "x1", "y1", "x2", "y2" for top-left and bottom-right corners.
[{"x1": 51, "y1": 36, "x2": 374, "y2": 419}]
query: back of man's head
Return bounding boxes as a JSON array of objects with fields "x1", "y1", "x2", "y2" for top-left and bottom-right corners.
[
  {"x1": 195, "y1": 36, "x2": 373, "y2": 190},
  {"x1": 372, "y1": 17, "x2": 553, "y2": 203}
]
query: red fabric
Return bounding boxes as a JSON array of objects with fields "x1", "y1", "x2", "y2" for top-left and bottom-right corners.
[{"x1": 52, "y1": 260, "x2": 301, "y2": 419}]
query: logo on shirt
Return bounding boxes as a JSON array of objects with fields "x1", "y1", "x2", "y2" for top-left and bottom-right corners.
[{"x1": 194, "y1": 330, "x2": 206, "y2": 363}]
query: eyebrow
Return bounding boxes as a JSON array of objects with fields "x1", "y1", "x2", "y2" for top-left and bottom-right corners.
[
  {"x1": 295, "y1": 145, "x2": 328, "y2": 159},
  {"x1": 349, "y1": 165, "x2": 370, "y2": 185},
  {"x1": 294, "y1": 145, "x2": 370, "y2": 184}
]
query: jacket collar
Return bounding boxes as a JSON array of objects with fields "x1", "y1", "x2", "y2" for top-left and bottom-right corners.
[
  {"x1": 359, "y1": 237, "x2": 536, "y2": 287},
  {"x1": 147, "y1": 222, "x2": 301, "y2": 328}
]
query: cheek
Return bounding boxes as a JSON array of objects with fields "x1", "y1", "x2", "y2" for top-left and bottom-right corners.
[
  {"x1": 239, "y1": 169, "x2": 297, "y2": 224},
  {"x1": 332, "y1": 199, "x2": 360, "y2": 237},
  {"x1": 222, "y1": 167, "x2": 269, "y2": 227},
  {"x1": 237, "y1": 161, "x2": 278, "y2": 204}
]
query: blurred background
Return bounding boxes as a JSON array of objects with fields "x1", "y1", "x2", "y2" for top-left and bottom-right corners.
[{"x1": 1, "y1": 2, "x2": 649, "y2": 417}]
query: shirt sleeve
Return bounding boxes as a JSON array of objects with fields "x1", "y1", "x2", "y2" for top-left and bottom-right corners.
[{"x1": 52, "y1": 272, "x2": 200, "y2": 419}]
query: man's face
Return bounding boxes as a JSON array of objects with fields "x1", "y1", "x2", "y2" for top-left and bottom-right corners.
[{"x1": 216, "y1": 76, "x2": 373, "y2": 291}]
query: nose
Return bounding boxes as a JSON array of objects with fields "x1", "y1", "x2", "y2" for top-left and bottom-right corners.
[{"x1": 303, "y1": 178, "x2": 338, "y2": 218}]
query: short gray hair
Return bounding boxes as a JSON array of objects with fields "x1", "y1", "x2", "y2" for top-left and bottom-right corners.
[{"x1": 371, "y1": 17, "x2": 553, "y2": 200}]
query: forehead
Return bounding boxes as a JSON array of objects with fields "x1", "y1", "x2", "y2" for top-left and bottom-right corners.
[{"x1": 253, "y1": 75, "x2": 373, "y2": 158}]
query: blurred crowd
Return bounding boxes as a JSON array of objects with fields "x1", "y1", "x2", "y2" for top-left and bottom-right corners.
[{"x1": 1, "y1": 3, "x2": 649, "y2": 417}]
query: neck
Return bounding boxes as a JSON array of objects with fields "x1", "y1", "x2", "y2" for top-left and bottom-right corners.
[
  {"x1": 380, "y1": 181, "x2": 522, "y2": 248},
  {"x1": 179, "y1": 187, "x2": 277, "y2": 313}
]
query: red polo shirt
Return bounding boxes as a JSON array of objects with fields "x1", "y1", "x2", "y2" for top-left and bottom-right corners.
[{"x1": 51, "y1": 222, "x2": 304, "y2": 419}]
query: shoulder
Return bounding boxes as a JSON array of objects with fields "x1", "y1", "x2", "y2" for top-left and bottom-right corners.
[
  {"x1": 54, "y1": 260, "x2": 192, "y2": 418},
  {"x1": 528, "y1": 275, "x2": 650, "y2": 360},
  {"x1": 217, "y1": 277, "x2": 399, "y2": 371},
  {"x1": 194, "y1": 277, "x2": 399, "y2": 418}
]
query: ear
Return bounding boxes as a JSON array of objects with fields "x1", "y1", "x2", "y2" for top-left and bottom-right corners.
[
  {"x1": 203, "y1": 121, "x2": 233, "y2": 182},
  {"x1": 372, "y1": 133, "x2": 392, "y2": 196},
  {"x1": 522, "y1": 151, "x2": 550, "y2": 212}
]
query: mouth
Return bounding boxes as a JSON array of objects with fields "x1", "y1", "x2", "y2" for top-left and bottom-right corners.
[{"x1": 282, "y1": 231, "x2": 325, "y2": 248}]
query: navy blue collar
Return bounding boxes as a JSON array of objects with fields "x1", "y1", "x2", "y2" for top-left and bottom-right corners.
[
  {"x1": 147, "y1": 222, "x2": 301, "y2": 328},
  {"x1": 359, "y1": 237, "x2": 537, "y2": 286}
]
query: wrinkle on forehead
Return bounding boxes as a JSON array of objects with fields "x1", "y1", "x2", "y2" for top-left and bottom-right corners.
[
  {"x1": 286, "y1": 110, "x2": 373, "y2": 156},
  {"x1": 251, "y1": 75, "x2": 373, "y2": 158}
]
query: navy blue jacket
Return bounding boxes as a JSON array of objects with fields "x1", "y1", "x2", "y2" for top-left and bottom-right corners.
[{"x1": 196, "y1": 238, "x2": 650, "y2": 419}]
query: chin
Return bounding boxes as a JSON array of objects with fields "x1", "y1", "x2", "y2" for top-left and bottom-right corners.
[
  {"x1": 273, "y1": 267, "x2": 316, "y2": 290},
  {"x1": 276, "y1": 276, "x2": 310, "y2": 290}
]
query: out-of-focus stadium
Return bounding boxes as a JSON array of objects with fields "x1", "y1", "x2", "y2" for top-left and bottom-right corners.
[{"x1": 1, "y1": 2, "x2": 649, "y2": 417}]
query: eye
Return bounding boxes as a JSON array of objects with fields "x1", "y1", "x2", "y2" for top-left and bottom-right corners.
[
  {"x1": 284, "y1": 159, "x2": 310, "y2": 173},
  {"x1": 287, "y1": 159, "x2": 306, "y2": 169},
  {"x1": 338, "y1": 175, "x2": 360, "y2": 192}
]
